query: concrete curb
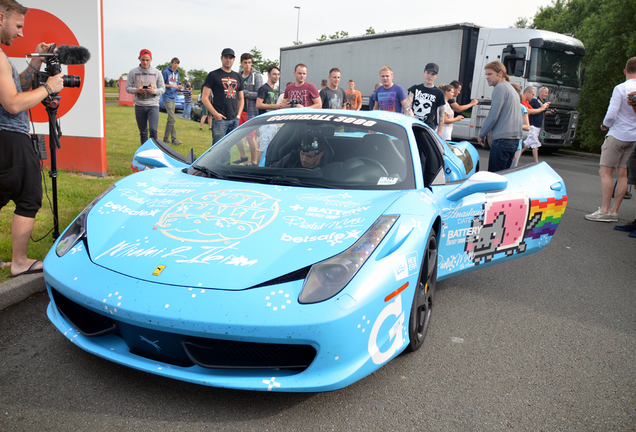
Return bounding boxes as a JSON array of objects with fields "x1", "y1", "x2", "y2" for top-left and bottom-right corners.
[
  {"x1": 556, "y1": 150, "x2": 600, "y2": 160},
  {"x1": 0, "y1": 273, "x2": 46, "y2": 311}
]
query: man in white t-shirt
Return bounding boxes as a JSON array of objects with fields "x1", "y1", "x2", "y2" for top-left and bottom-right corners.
[{"x1": 585, "y1": 57, "x2": 636, "y2": 222}]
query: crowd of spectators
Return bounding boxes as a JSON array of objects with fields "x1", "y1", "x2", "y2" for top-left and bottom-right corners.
[{"x1": 125, "y1": 48, "x2": 636, "y2": 239}]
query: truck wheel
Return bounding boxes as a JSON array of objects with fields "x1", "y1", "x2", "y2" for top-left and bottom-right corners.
[{"x1": 539, "y1": 147, "x2": 558, "y2": 155}]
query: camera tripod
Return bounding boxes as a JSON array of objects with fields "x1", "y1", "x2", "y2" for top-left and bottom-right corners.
[{"x1": 42, "y1": 93, "x2": 62, "y2": 239}]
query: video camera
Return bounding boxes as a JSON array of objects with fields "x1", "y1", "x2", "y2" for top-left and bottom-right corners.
[{"x1": 28, "y1": 44, "x2": 90, "y2": 91}]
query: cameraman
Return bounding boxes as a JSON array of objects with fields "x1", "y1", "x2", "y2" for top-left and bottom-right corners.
[{"x1": 0, "y1": 0, "x2": 63, "y2": 276}]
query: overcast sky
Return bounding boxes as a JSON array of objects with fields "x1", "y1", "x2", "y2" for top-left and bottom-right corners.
[{"x1": 103, "y1": 0, "x2": 554, "y2": 80}]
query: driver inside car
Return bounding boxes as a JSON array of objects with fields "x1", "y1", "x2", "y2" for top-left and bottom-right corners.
[{"x1": 272, "y1": 135, "x2": 326, "y2": 169}]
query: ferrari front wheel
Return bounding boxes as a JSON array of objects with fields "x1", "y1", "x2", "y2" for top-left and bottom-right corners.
[{"x1": 406, "y1": 228, "x2": 437, "y2": 352}]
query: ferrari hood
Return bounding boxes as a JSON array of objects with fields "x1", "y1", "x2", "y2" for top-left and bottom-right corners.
[{"x1": 85, "y1": 169, "x2": 403, "y2": 289}]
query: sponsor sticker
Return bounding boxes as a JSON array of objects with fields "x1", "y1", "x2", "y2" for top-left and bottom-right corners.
[
  {"x1": 393, "y1": 251, "x2": 418, "y2": 281},
  {"x1": 378, "y1": 177, "x2": 399, "y2": 185}
]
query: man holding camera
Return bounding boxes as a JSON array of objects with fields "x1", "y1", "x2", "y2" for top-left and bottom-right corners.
[
  {"x1": 0, "y1": 0, "x2": 63, "y2": 276},
  {"x1": 282, "y1": 63, "x2": 321, "y2": 109},
  {"x1": 126, "y1": 49, "x2": 165, "y2": 145}
]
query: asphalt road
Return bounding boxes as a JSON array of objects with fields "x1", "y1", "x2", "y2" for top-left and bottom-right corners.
[{"x1": 1, "y1": 150, "x2": 634, "y2": 431}]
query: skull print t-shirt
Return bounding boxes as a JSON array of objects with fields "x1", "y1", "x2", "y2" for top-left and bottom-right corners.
[{"x1": 407, "y1": 84, "x2": 446, "y2": 129}]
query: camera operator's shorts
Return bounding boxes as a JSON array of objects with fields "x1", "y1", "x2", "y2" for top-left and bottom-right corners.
[
  {"x1": 239, "y1": 111, "x2": 257, "y2": 139},
  {"x1": 0, "y1": 130, "x2": 42, "y2": 218},
  {"x1": 600, "y1": 135, "x2": 635, "y2": 168},
  {"x1": 524, "y1": 126, "x2": 542, "y2": 149}
]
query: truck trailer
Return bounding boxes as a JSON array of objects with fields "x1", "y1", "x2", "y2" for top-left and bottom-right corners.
[{"x1": 279, "y1": 23, "x2": 585, "y2": 149}]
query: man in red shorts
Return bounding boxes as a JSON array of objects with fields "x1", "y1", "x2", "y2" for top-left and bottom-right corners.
[{"x1": 233, "y1": 52, "x2": 263, "y2": 165}]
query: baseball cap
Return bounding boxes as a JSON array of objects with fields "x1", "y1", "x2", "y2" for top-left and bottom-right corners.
[
  {"x1": 221, "y1": 48, "x2": 235, "y2": 57},
  {"x1": 425, "y1": 63, "x2": 439, "y2": 74},
  {"x1": 139, "y1": 49, "x2": 152, "y2": 57}
]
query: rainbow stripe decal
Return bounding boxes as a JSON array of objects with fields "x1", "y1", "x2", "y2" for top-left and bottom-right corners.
[{"x1": 525, "y1": 195, "x2": 568, "y2": 240}]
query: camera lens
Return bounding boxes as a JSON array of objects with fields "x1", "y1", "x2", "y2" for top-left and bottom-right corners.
[{"x1": 62, "y1": 75, "x2": 81, "y2": 88}]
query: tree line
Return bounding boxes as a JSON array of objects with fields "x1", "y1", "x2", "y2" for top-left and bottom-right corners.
[
  {"x1": 106, "y1": 47, "x2": 279, "y2": 91},
  {"x1": 516, "y1": 0, "x2": 636, "y2": 152}
]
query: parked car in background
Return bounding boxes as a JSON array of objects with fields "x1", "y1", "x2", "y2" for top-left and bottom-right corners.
[
  {"x1": 190, "y1": 99, "x2": 202, "y2": 122},
  {"x1": 159, "y1": 89, "x2": 185, "y2": 112}
]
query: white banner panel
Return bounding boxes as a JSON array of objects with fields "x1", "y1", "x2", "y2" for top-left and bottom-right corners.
[{"x1": 5, "y1": 0, "x2": 104, "y2": 138}]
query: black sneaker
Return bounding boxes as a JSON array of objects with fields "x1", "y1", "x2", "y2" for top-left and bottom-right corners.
[
  {"x1": 614, "y1": 220, "x2": 636, "y2": 232},
  {"x1": 232, "y1": 157, "x2": 248, "y2": 164},
  {"x1": 171, "y1": 139, "x2": 182, "y2": 146}
]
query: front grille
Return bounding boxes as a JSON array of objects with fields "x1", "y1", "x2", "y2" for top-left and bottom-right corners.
[
  {"x1": 51, "y1": 288, "x2": 117, "y2": 337},
  {"x1": 544, "y1": 112, "x2": 571, "y2": 134},
  {"x1": 51, "y1": 288, "x2": 316, "y2": 371},
  {"x1": 183, "y1": 339, "x2": 316, "y2": 370}
]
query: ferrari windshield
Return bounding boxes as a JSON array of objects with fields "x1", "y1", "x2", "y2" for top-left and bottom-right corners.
[
  {"x1": 189, "y1": 113, "x2": 415, "y2": 190},
  {"x1": 528, "y1": 47, "x2": 583, "y2": 88}
]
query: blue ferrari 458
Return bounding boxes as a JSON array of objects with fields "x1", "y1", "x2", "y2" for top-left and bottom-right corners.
[{"x1": 44, "y1": 109, "x2": 567, "y2": 392}]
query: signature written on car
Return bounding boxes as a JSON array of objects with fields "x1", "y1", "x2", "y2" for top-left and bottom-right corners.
[{"x1": 94, "y1": 240, "x2": 258, "y2": 266}]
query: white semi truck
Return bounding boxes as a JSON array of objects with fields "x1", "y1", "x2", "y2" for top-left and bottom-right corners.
[{"x1": 279, "y1": 23, "x2": 585, "y2": 149}]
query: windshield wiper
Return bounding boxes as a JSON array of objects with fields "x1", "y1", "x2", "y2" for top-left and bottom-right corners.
[
  {"x1": 189, "y1": 165, "x2": 225, "y2": 179},
  {"x1": 224, "y1": 173, "x2": 295, "y2": 184},
  {"x1": 224, "y1": 173, "x2": 334, "y2": 188}
]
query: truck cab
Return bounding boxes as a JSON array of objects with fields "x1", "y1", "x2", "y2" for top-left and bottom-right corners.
[{"x1": 464, "y1": 28, "x2": 585, "y2": 150}]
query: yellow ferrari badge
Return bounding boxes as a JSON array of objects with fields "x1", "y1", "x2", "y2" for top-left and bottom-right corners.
[{"x1": 152, "y1": 265, "x2": 166, "y2": 276}]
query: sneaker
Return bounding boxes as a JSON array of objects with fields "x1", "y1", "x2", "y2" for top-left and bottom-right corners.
[
  {"x1": 584, "y1": 208, "x2": 618, "y2": 222},
  {"x1": 232, "y1": 157, "x2": 248, "y2": 164},
  {"x1": 614, "y1": 220, "x2": 636, "y2": 232},
  {"x1": 629, "y1": 230, "x2": 636, "y2": 238},
  {"x1": 171, "y1": 139, "x2": 182, "y2": 146}
]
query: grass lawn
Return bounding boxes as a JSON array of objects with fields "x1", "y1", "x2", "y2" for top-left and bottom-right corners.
[{"x1": 0, "y1": 104, "x2": 216, "y2": 282}]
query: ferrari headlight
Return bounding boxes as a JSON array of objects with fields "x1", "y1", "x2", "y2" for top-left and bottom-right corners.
[
  {"x1": 56, "y1": 185, "x2": 115, "y2": 257},
  {"x1": 299, "y1": 215, "x2": 398, "y2": 304}
]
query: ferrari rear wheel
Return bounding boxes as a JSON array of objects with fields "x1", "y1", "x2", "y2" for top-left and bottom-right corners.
[{"x1": 406, "y1": 228, "x2": 437, "y2": 352}]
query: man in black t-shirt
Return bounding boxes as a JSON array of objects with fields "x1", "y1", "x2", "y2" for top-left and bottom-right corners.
[
  {"x1": 201, "y1": 48, "x2": 244, "y2": 144},
  {"x1": 407, "y1": 63, "x2": 446, "y2": 134},
  {"x1": 256, "y1": 65, "x2": 282, "y2": 115}
]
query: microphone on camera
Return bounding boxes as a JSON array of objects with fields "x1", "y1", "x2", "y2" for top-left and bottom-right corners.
[
  {"x1": 27, "y1": 45, "x2": 91, "y2": 65},
  {"x1": 55, "y1": 45, "x2": 90, "y2": 65}
]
